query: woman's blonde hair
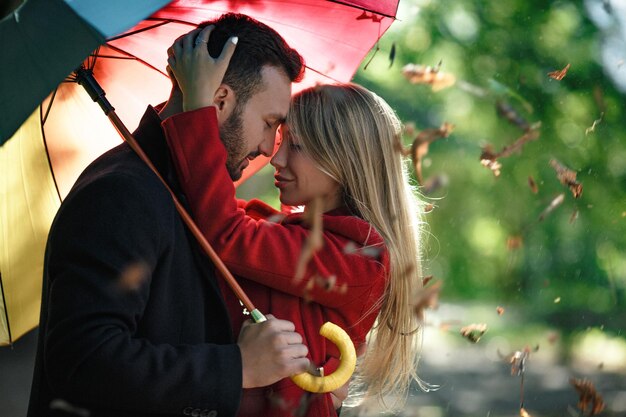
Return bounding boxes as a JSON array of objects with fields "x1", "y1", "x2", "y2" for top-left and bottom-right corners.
[{"x1": 287, "y1": 83, "x2": 427, "y2": 408}]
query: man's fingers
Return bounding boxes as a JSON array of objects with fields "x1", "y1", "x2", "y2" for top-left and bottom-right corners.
[
  {"x1": 195, "y1": 25, "x2": 214, "y2": 48},
  {"x1": 290, "y1": 357, "x2": 311, "y2": 375},
  {"x1": 166, "y1": 56, "x2": 176, "y2": 70},
  {"x1": 217, "y1": 36, "x2": 238, "y2": 64}
]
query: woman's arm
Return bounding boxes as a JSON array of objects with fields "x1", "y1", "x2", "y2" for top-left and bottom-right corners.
[{"x1": 163, "y1": 108, "x2": 387, "y2": 308}]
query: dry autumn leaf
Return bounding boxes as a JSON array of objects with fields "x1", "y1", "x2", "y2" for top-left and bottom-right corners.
[
  {"x1": 507, "y1": 236, "x2": 524, "y2": 250},
  {"x1": 570, "y1": 378, "x2": 605, "y2": 416},
  {"x1": 343, "y1": 241, "x2": 384, "y2": 260},
  {"x1": 548, "y1": 63, "x2": 571, "y2": 80},
  {"x1": 509, "y1": 347, "x2": 531, "y2": 376},
  {"x1": 496, "y1": 101, "x2": 532, "y2": 131},
  {"x1": 117, "y1": 261, "x2": 150, "y2": 292},
  {"x1": 550, "y1": 159, "x2": 583, "y2": 198},
  {"x1": 585, "y1": 113, "x2": 604, "y2": 135},
  {"x1": 410, "y1": 123, "x2": 454, "y2": 184},
  {"x1": 528, "y1": 176, "x2": 539, "y2": 193},
  {"x1": 414, "y1": 279, "x2": 443, "y2": 320},
  {"x1": 480, "y1": 126, "x2": 540, "y2": 176},
  {"x1": 402, "y1": 62, "x2": 457, "y2": 91},
  {"x1": 422, "y1": 275, "x2": 434, "y2": 287},
  {"x1": 496, "y1": 306, "x2": 505, "y2": 316},
  {"x1": 460, "y1": 323, "x2": 488, "y2": 343},
  {"x1": 294, "y1": 197, "x2": 324, "y2": 281},
  {"x1": 538, "y1": 193, "x2": 565, "y2": 221}
]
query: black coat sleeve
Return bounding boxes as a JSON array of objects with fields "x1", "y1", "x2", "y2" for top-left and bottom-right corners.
[{"x1": 42, "y1": 171, "x2": 241, "y2": 416}]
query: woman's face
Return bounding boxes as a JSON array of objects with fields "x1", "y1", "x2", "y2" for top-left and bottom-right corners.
[{"x1": 270, "y1": 126, "x2": 342, "y2": 212}]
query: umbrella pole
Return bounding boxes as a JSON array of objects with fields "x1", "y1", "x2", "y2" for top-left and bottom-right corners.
[{"x1": 75, "y1": 67, "x2": 266, "y2": 323}]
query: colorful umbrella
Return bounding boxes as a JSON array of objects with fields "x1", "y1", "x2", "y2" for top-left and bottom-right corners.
[{"x1": 0, "y1": 0, "x2": 399, "y2": 355}]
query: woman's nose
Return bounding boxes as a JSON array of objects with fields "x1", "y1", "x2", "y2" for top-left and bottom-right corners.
[{"x1": 270, "y1": 141, "x2": 288, "y2": 168}]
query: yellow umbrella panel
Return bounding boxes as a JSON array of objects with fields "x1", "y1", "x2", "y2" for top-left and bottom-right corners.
[{"x1": 0, "y1": 110, "x2": 61, "y2": 346}]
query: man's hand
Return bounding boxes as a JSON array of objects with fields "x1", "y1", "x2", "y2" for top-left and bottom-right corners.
[
  {"x1": 238, "y1": 315, "x2": 310, "y2": 388},
  {"x1": 167, "y1": 25, "x2": 238, "y2": 112}
]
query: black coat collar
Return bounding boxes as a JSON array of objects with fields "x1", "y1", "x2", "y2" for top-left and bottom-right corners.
[{"x1": 131, "y1": 105, "x2": 182, "y2": 195}]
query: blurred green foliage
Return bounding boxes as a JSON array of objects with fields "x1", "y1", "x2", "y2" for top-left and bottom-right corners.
[{"x1": 239, "y1": 0, "x2": 626, "y2": 335}]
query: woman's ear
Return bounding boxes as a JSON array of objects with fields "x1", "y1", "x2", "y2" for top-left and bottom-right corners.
[{"x1": 213, "y1": 84, "x2": 237, "y2": 124}]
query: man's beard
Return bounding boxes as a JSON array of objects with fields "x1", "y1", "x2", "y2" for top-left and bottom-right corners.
[{"x1": 219, "y1": 103, "x2": 246, "y2": 181}]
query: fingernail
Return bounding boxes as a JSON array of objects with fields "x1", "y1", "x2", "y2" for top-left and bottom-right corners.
[{"x1": 231, "y1": 36, "x2": 239, "y2": 45}]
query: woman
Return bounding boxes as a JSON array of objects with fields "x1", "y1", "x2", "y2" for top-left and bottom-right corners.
[{"x1": 165, "y1": 29, "x2": 427, "y2": 416}]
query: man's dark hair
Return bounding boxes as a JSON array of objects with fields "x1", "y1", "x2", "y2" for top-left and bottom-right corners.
[{"x1": 199, "y1": 13, "x2": 305, "y2": 105}]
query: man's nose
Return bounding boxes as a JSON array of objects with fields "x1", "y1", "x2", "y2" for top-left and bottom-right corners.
[{"x1": 259, "y1": 132, "x2": 277, "y2": 157}]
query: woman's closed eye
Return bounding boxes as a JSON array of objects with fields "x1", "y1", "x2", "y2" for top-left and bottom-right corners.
[{"x1": 289, "y1": 142, "x2": 303, "y2": 152}]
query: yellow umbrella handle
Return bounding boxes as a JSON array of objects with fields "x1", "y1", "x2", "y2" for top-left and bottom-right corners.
[{"x1": 291, "y1": 322, "x2": 357, "y2": 393}]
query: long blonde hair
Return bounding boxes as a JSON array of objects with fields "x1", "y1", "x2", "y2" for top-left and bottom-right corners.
[{"x1": 287, "y1": 83, "x2": 426, "y2": 407}]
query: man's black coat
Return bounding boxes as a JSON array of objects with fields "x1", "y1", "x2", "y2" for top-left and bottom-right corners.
[{"x1": 28, "y1": 107, "x2": 242, "y2": 417}]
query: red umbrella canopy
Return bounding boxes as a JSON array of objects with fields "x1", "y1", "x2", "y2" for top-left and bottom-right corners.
[{"x1": 43, "y1": 0, "x2": 399, "y2": 198}]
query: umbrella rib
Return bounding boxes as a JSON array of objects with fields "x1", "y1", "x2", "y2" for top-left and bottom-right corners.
[
  {"x1": 303, "y1": 65, "x2": 343, "y2": 83},
  {"x1": 39, "y1": 105, "x2": 63, "y2": 202},
  {"x1": 326, "y1": 0, "x2": 398, "y2": 19},
  {"x1": 0, "y1": 272, "x2": 13, "y2": 346},
  {"x1": 106, "y1": 20, "x2": 171, "y2": 42},
  {"x1": 103, "y1": 44, "x2": 169, "y2": 77}
]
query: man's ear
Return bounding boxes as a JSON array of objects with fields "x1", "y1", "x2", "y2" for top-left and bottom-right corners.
[{"x1": 213, "y1": 84, "x2": 237, "y2": 124}]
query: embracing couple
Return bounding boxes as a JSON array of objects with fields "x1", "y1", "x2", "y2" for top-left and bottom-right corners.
[{"x1": 28, "y1": 13, "x2": 427, "y2": 417}]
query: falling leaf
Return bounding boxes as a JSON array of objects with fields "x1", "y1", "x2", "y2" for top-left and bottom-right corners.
[
  {"x1": 422, "y1": 174, "x2": 448, "y2": 195},
  {"x1": 538, "y1": 193, "x2": 565, "y2": 221},
  {"x1": 294, "y1": 197, "x2": 324, "y2": 281},
  {"x1": 507, "y1": 236, "x2": 523, "y2": 250},
  {"x1": 343, "y1": 241, "x2": 384, "y2": 260},
  {"x1": 422, "y1": 275, "x2": 434, "y2": 286},
  {"x1": 402, "y1": 62, "x2": 456, "y2": 91},
  {"x1": 550, "y1": 159, "x2": 583, "y2": 198},
  {"x1": 570, "y1": 378, "x2": 605, "y2": 416},
  {"x1": 413, "y1": 280, "x2": 443, "y2": 320},
  {"x1": 49, "y1": 399, "x2": 91, "y2": 417},
  {"x1": 403, "y1": 122, "x2": 454, "y2": 184},
  {"x1": 520, "y1": 407, "x2": 532, "y2": 417},
  {"x1": 528, "y1": 176, "x2": 539, "y2": 193},
  {"x1": 480, "y1": 147, "x2": 503, "y2": 177},
  {"x1": 509, "y1": 346, "x2": 531, "y2": 376},
  {"x1": 480, "y1": 126, "x2": 541, "y2": 176},
  {"x1": 496, "y1": 101, "x2": 531, "y2": 131},
  {"x1": 554, "y1": 297, "x2": 561, "y2": 303},
  {"x1": 117, "y1": 261, "x2": 150, "y2": 292},
  {"x1": 585, "y1": 113, "x2": 604, "y2": 135},
  {"x1": 548, "y1": 63, "x2": 571, "y2": 80},
  {"x1": 497, "y1": 306, "x2": 505, "y2": 316},
  {"x1": 389, "y1": 42, "x2": 396, "y2": 68},
  {"x1": 547, "y1": 331, "x2": 560, "y2": 345},
  {"x1": 460, "y1": 323, "x2": 488, "y2": 343}
]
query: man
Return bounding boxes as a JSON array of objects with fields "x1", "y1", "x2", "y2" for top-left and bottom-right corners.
[{"x1": 28, "y1": 14, "x2": 309, "y2": 417}]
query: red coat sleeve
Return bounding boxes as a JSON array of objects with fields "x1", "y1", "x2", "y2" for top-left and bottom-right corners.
[{"x1": 162, "y1": 107, "x2": 388, "y2": 308}]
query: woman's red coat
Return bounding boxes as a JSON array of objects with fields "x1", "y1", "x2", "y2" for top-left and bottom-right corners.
[{"x1": 163, "y1": 107, "x2": 389, "y2": 416}]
